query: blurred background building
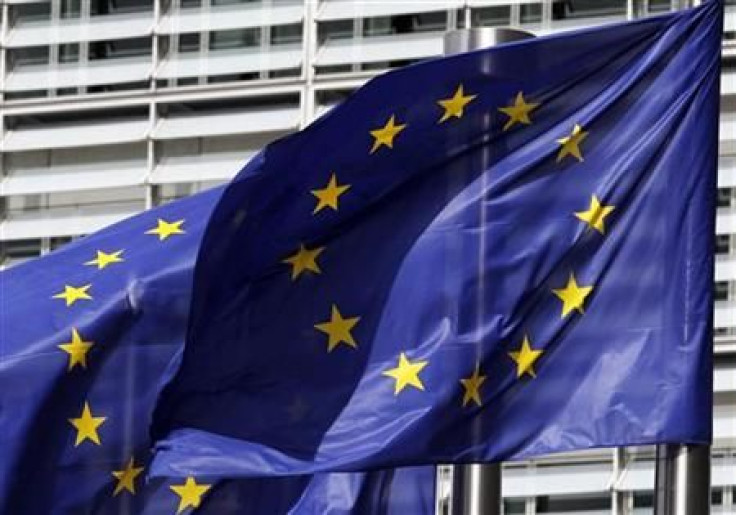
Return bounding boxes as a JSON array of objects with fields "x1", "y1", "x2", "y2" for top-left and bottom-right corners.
[{"x1": 0, "y1": 0, "x2": 734, "y2": 513}]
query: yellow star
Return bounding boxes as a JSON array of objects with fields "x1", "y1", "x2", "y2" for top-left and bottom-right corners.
[
  {"x1": 170, "y1": 477, "x2": 211, "y2": 514},
  {"x1": 145, "y1": 219, "x2": 185, "y2": 241},
  {"x1": 437, "y1": 84, "x2": 477, "y2": 123},
  {"x1": 58, "y1": 328, "x2": 94, "y2": 371},
  {"x1": 52, "y1": 284, "x2": 92, "y2": 307},
  {"x1": 370, "y1": 115, "x2": 407, "y2": 154},
  {"x1": 460, "y1": 362, "x2": 486, "y2": 407},
  {"x1": 111, "y1": 457, "x2": 145, "y2": 496},
  {"x1": 498, "y1": 92, "x2": 539, "y2": 131},
  {"x1": 552, "y1": 273, "x2": 593, "y2": 318},
  {"x1": 508, "y1": 335, "x2": 543, "y2": 379},
  {"x1": 68, "y1": 402, "x2": 106, "y2": 447},
  {"x1": 312, "y1": 174, "x2": 351, "y2": 214},
  {"x1": 557, "y1": 124, "x2": 588, "y2": 163},
  {"x1": 282, "y1": 244, "x2": 325, "y2": 280},
  {"x1": 383, "y1": 352, "x2": 428, "y2": 395},
  {"x1": 314, "y1": 305, "x2": 360, "y2": 352},
  {"x1": 84, "y1": 250, "x2": 124, "y2": 270},
  {"x1": 575, "y1": 195, "x2": 615, "y2": 234}
]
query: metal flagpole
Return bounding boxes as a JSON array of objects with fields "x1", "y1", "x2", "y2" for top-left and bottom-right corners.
[
  {"x1": 654, "y1": 444, "x2": 711, "y2": 515},
  {"x1": 652, "y1": 0, "x2": 710, "y2": 505},
  {"x1": 442, "y1": 24, "x2": 534, "y2": 515}
]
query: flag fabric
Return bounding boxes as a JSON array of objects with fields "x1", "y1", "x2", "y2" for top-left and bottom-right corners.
[
  {"x1": 0, "y1": 185, "x2": 435, "y2": 513},
  {"x1": 151, "y1": 2, "x2": 721, "y2": 479}
]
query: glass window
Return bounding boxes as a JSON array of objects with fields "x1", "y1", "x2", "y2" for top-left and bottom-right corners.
[
  {"x1": 178, "y1": 33, "x2": 200, "y2": 53},
  {"x1": 211, "y1": 0, "x2": 259, "y2": 6},
  {"x1": 61, "y1": 0, "x2": 81, "y2": 18},
  {"x1": 158, "y1": 182, "x2": 218, "y2": 204},
  {"x1": 50, "y1": 237, "x2": 74, "y2": 251},
  {"x1": 363, "y1": 17, "x2": 392, "y2": 37},
  {"x1": 503, "y1": 498, "x2": 525, "y2": 514},
  {"x1": 12, "y1": 2, "x2": 51, "y2": 23},
  {"x1": 271, "y1": 24, "x2": 302, "y2": 46},
  {"x1": 715, "y1": 281, "x2": 730, "y2": 302},
  {"x1": 473, "y1": 6, "x2": 511, "y2": 27},
  {"x1": 206, "y1": 73, "x2": 259, "y2": 84},
  {"x1": 5, "y1": 91, "x2": 48, "y2": 101},
  {"x1": 634, "y1": 491, "x2": 654, "y2": 508},
  {"x1": 1, "y1": 239, "x2": 42, "y2": 268},
  {"x1": 559, "y1": 0, "x2": 626, "y2": 19},
  {"x1": 91, "y1": 0, "x2": 153, "y2": 15},
  {"x1": 316, "y1": 64, "x2": 352, "y2": 75},
  {"x1": 319, "y1": 20, "x2": 353, "y2": 44},
  {"x1": 649, "y1": 0, "x2": 672, "y2": 13},
  {"x1": 269, "y1": 68, "x2": 300, "y2": 79},
  {"x1": 363, "y1": 13, "x2": 445, "y2": 37},
  {"x1": 414, "y1": 11, "x2": 446, "y2": 33},
  {"x1": 10, "y1": 46, "x2": 49, "y2": 68},
  {"x1": 536, "y1": 492, "x2": 611, "y2": 512},
  {"x1": 210, "y1": 28, "x2": 260, "y2": 51},
  {"x1": 716, "y1": 234, "x2": 731, "y2": 255},
  {"x1": 89, "y1": 37, "x2": 152, "y2": 60},
  {"x1": 59, "y1": 44, "x2": 80, "y2": 63},
  {"x1": 521, "y1": 3, "x2": 542, "y2": 24},
  {"x1": 718, "y1": 188, "x2": 734, "y2": 208}
]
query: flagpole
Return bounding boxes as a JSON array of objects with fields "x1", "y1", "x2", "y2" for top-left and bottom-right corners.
[
  {"x1": 651, "y1": 0, "x2": 710, "y2": 506},
  {"x1": 442, "y1": 25, "x2": 534, "y2": 515},
  {"x1": 654, "y1": 444, "x2": 711, "y2": 515}
]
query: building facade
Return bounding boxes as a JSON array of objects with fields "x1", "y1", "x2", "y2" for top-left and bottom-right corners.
[{"x1": 0, "y1": 0, "x2": 734, "y2": 513}]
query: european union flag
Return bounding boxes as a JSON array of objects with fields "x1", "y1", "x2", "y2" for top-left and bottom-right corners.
[
  {"x1": 0, "y1": 185, "x2": 435, "y2": 512},
  {"x1": 151, "y1": 2, "x2": 722, "y2": 478}
]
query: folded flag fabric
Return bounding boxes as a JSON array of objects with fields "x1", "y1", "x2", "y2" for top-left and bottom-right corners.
[
  {"x1": 151, "y1": 2, "x2": 721, "y2": 478},
  {"x1": 0, "y1": 185, "x2": 435, "y2": 513}
]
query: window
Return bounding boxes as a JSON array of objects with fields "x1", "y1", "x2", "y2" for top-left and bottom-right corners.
[
  {"x1": 319, "y1": 20, "x2": 353, "y2": 44},
  {"x1": 716, "y1": 234, "x2": 731, "y2": 255},
  {"x1": 59, "y1": 44, "x2": 80, "y2": 63},
  {"x1": 316, "y1": 89, "x2": 355, "y2": 110},
  {"x1": 12, "y1": 2, "x2": 51, "y2": 23},
  {"x1": 363, "y1": 17, "x2": 392, "y2": 37},
  {"x1": 715, "y1": 281, "x2": 730, "y2": 302},
  {"x1": 178, "y1": 33, "x2": 201, "y2": 53},
  {"x1": 89, "y1": 37, "x2": 151, "y2": 60},
  {"x1": 520, "y1": 3, "x2": 542, "y2": 24},
  {"x1": 536, "y1": 492, "x2": 611, "y2": 512},
  {"x1": 555, "y1": 0, "x2": 626, "y2": 20},
  {"x1": 9, "y1": 46, "x2": 49, "y2": 68},
  {"x1": 210, "y1": 28, "x2": 260, "y2": 51},
  {"x1": 413, "y1": 11, "x2": 446, "y2": 33},
  {"x1": 363, "y1": 13, "x2": 445, "y2": 38},
  {"x1": 61, "y1": 0, "x2": 81, "y2": 18},
  {"x1": 473, "y1": 6, "x2": 511, "y2": 27},
  {"x1": 211, "y1": 0, "x2": 259, "y2": 6},
  {"x1": 718, "y1": 187, "x2": 734, "y2": 208},
  {"x1": 50, "y1": 237, "x2": 74, "y2": 251},
  {"x1": 0, "y1": 239, "x2": 42, "y2": 269},
  {"x1": 634, "y1": 491, "x2": 654, "y2": 508},
  {"x1": 271, "y1": 24, "x2": 302, "y2": 46},
  {"x1": 91, "y1": 0, "x2": 153, "y2": 15},
  {"x1": 649, "y1": 0, "x2": 672, "y2": 12},
  {"x1": 503, "y1": 498, "x2": 525, "y2": 514}
]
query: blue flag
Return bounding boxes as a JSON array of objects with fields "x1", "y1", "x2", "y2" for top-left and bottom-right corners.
[
  {"x1": 151, "y1": 2, "x2": 722, "y2": 479},
  {"x1": 0, "y1": 185, "x2": 435, "y2": 513}
]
